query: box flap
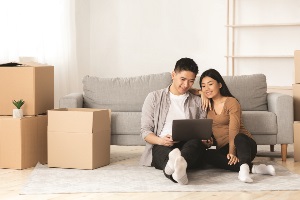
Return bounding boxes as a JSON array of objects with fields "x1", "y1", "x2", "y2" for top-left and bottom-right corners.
[{"x1": 48, "y1": 108, "x2": 111, "y2": 133}]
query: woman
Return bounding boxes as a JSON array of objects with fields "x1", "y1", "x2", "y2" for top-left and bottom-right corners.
[{"x1": 200, "y1": 69, "x2": 275, "y2": 183}]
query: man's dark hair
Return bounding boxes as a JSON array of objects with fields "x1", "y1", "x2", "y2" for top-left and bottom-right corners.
[{"x1": 174, "y1": 58, "x2": 199, "y2": 75}]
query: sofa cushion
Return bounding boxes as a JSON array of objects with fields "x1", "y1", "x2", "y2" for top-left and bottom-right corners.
[
  {"x1": 194, "y1": 74, "x2": 267, "y2": 111},
  {"x1": 223, "y1": 74, "x2": 267, "y2": 111},
  {"x1": 82, "y1": 72, "x2": 172, "y2": 112}
]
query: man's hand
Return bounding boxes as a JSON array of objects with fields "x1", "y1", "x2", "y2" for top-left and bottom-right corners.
[
  {"x1": 159, "y1": 134, "x2": 177, "y2": 147},
  {"x1": 227, "y1": 153, "x2": 239, "y2": 165},
  {"x1": 202, "y1": 137, "x2": 213, "y2": 148}
]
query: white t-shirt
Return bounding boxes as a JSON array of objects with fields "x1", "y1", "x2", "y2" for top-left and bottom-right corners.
[{"x1": 159, "y1": 92, "x2": 188, "y2": 138}]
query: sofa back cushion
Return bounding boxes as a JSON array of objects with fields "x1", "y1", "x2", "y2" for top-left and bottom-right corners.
[
  {"x1": 82, "y1": 72, "x2": 172, "y2": 112},
  {"x1": 194, "y1": 74, "x2": 267, "y2": 111}
]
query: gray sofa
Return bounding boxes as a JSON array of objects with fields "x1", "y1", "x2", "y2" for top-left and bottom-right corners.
[{"x1": 59, "y1": 72, "x2": 294, "y2": 161}]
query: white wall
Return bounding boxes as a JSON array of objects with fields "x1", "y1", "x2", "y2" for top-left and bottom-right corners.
[
  {"x1": 75, "y1": 0, "x2": 90, "y2": 85},
  {"x1": 76, "y1": 0, "x2": 300, "y2": 87},
  {"x1": 231, "y1": 0, "x2": 300, "y2": 86}
]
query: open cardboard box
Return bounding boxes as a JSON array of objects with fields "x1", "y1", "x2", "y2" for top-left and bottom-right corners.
[{"x1": 48, "y1": 108, "x2": 111, "y2": 169}]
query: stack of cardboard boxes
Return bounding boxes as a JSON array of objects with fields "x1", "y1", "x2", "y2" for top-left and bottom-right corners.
[
  {"x1": 293, "y1": 50, "x2": 300, "y2": 161},
  {"x1": 0, "y1": 63, "x2": 54, "y2": 169}
]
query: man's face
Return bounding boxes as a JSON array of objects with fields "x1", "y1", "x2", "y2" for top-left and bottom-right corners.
[{"x1": 170, "y1": 70, "x2": 196, "y2": 95}]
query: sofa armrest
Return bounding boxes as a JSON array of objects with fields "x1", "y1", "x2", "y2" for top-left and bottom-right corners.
[
  {"x1": 267, "y1": 92, "x2": 294, "y2": 144},
  {"x1": 59, "y1": 93, "x2": 83, "y2": 108}
]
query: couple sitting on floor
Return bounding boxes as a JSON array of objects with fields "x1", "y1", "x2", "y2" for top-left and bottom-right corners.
[{"x1": 139, "y1": 58, "x2": 276, "y2": 185}]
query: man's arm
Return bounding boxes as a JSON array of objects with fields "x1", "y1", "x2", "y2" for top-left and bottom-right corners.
[
  {"x1": 145, "y1": 133, "x2": 176, "y2": 146},
  {"x1": 141, "y1": 92, "x2": 176, "y2": 147},
  {"x1": 141, "y1": 93, "x2": 156, "y2": 140},
  {"x1": 145, "y1": 133, "x2": 163, "y2": 145}
]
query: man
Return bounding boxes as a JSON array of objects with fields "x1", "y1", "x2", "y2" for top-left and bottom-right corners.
[{"x1": 140, "y1": 58, "x2": 209, "y2": 185}]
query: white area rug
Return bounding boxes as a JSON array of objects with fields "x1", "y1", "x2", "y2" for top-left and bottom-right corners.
[{"x1": 21, "y1": 146, "x2": 300, "y2": 194}]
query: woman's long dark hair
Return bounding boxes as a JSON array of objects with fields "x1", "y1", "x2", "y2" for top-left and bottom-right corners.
[{"x1": 199, "y1": 69, "x2": 235, "y2": 107}]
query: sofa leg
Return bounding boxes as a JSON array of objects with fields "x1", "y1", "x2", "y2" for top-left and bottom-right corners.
[
  {"x1": 270, "y1": 145, "x2": 275, "y2": 152},
  {"x1": 281, "y1": 144, "x2": 287, "y2": 161}
]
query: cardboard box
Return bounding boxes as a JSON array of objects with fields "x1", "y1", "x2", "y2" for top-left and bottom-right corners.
[
  {"x1": 295, "y1": 50, "x2": 300, "y2": 84},
  {"x1": 293, "y1": 84, "x2": 300, "y2": 121},
  {"x1": 0, "y1": 64, "x2": 54, "y2": 115},
  {"x1": 37, "y1": 115, "x2": 48, "y2": 164},
  {"x1": 0, "y1": 115, "x2": 48, "y2": 169},
  {"x1": 48, "y1": 108, "x2": 111, "y2": 169},
  {"x1": 294, "y1": 121, "x2": 300, "y2": 161}
]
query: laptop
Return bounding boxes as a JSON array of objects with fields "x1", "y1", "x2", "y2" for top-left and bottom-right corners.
[{"x1": 172, "y1": 119, "x2": 213, "y2": 141}]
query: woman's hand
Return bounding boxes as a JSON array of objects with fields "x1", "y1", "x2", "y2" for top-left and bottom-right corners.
[
  {"x1": 188, "y1": 88, "x2": 211, "y2": 111},
  {"x1": 199, "y1": 90, "x2": 211, "y2": 111},
  {"x1": 227, "y1": 153, "x2": 239, "y2": 165},
  {"x1": 159, "y1": 134, "x2": 177, "y2": 147},
  {"x1": 202, "y1": 137, "x2": 213, "y2": 148}
]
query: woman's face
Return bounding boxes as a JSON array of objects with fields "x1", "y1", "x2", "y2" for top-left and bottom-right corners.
[{"x1": 201, "y1": 76, "x2": 222, "y2": 99}]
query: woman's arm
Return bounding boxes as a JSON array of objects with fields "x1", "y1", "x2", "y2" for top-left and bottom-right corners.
[
  {"x1": 224, "y1": 98, "x2": 242, "y2": 165},
  {"x1": 227, "y1": 98, "x2": 242, "y2": 156}
]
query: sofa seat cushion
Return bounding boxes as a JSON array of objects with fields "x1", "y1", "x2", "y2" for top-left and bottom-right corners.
[
  {"x1": 111, "y1": 134, "x2": 145, "y2": 146},
  {"x1": 111, "y1": 112, "x2": 141, "y2": 135},
  {"x1": 242, "y1": 111, "x2": 277, "y2": 135},
  {"x1": 110, "y1": 112, "x2": 144, "y2": 145},
  {"x1": 82, "y1": 72, "x2": 172, "y2": 112}
]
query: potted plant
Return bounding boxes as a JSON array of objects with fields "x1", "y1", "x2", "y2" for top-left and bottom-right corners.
[{"x1": 12, "y1": 99, "x2": 25, "y2": 118}]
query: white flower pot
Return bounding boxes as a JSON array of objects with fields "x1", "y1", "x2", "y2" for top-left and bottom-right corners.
[{"x1": 13, "y1": 109, "x2": 23, "y2": 118}]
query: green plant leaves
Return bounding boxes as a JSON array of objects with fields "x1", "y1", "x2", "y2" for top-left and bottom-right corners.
[{"x1": 12, "y1": 99, "x2": 25, "y2": 109}]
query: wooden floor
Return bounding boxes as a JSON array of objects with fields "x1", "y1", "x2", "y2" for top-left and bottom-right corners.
[{"x1": 1, "y1": 145, "x2": 300, "y2": 200}]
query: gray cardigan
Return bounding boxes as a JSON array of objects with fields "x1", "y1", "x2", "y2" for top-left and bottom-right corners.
[{"x1": 139, "y1": 87, "x2": 207, "y2": 166}]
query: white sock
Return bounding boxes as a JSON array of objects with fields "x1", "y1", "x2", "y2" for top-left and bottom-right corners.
[
  {"x1": 238, "y1": 164, "x2": 253, "y2": 183},
  {"x1": 164, "y1": 148, "x2": 181, "y2": 175},
  {"x1": 252, "y1": 164, "x2": 276, "y2": 176},
  {"x1": 172, "y1": 156, "x2": 188, "y2": 185}
]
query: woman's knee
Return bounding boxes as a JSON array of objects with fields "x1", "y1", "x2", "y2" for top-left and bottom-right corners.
[{"x1": 234, "y1": 133, "x2": 248, "y2": 144}]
